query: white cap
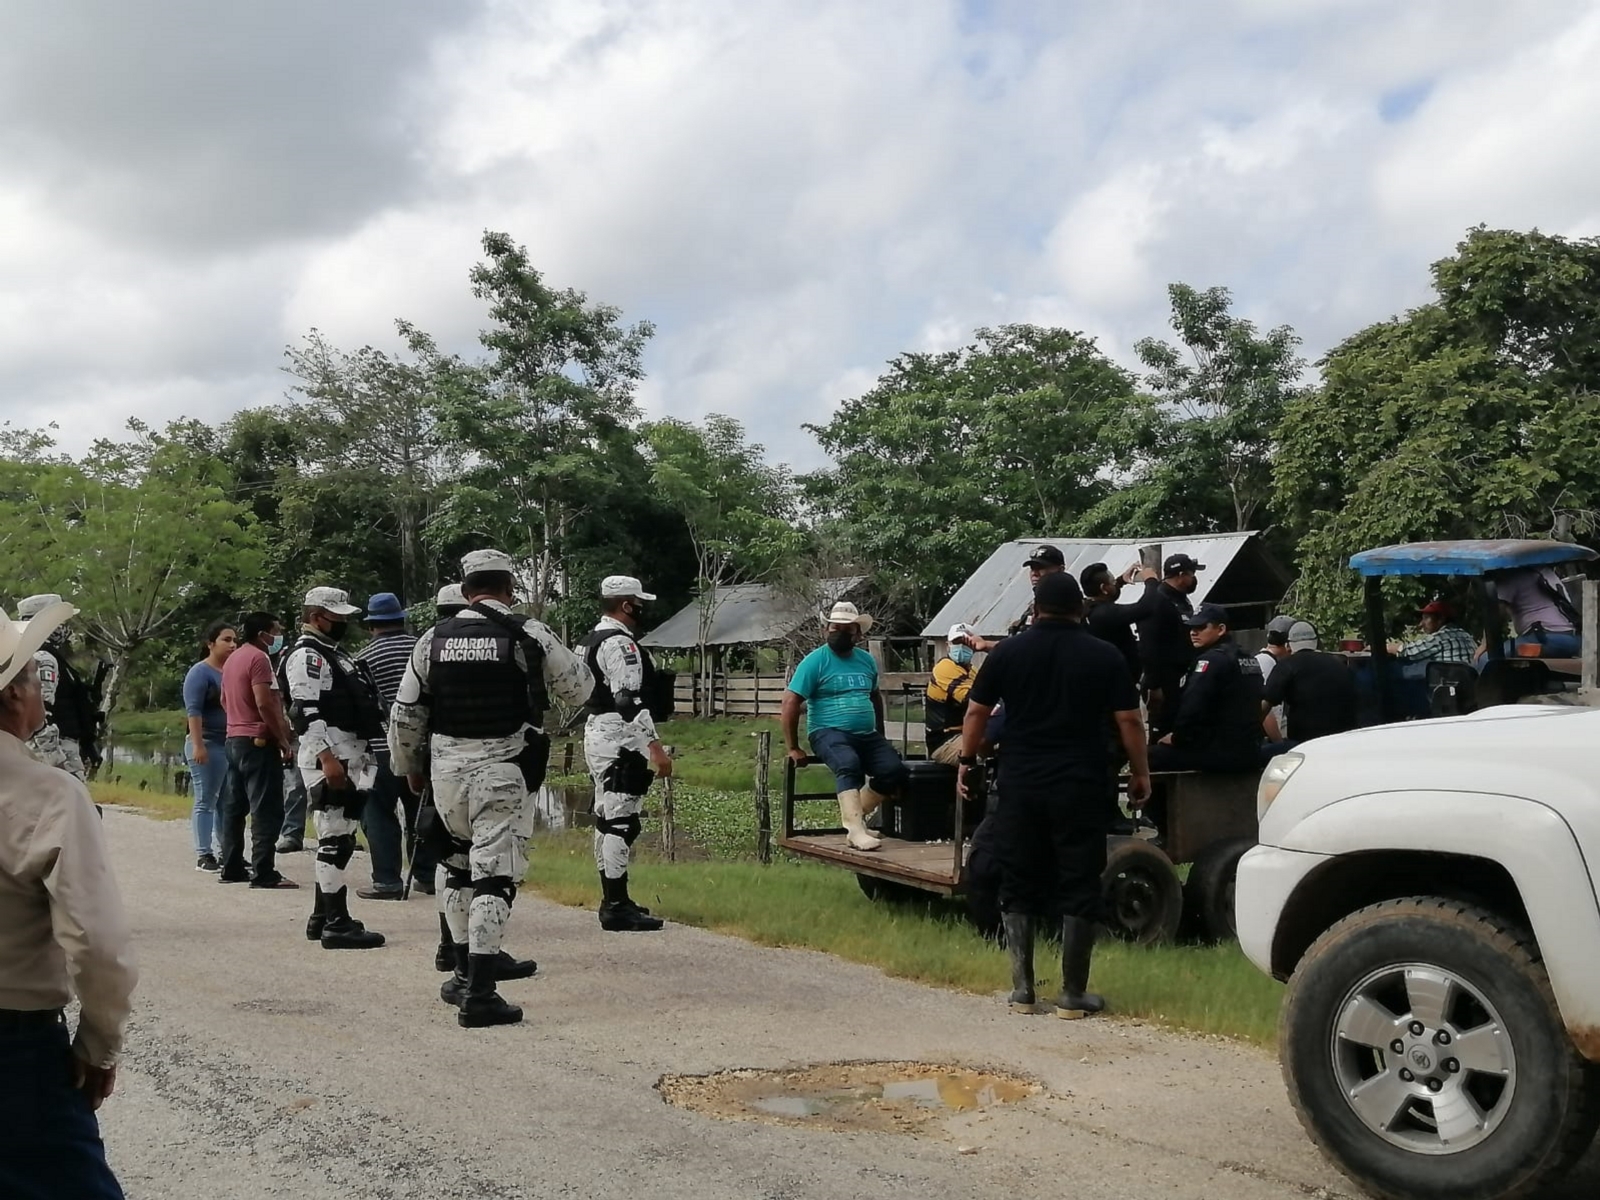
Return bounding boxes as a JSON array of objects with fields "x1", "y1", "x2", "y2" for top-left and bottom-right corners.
[
  {"x1": 304, "y1": 586, "x2": 361, "y2": 616},
  {"x1": 16, "y1": 593, "x2": 64, "y2": 620},
  {"x1": 947, "y1": 622, "x2": 972, "y2": 644},
  {"x1": 435, "y1": 583, "x2": 466, "y2": 607},
  {"x1": 821, "y1": 601, "x2": 874, "y2": 633},
  {"x1": 0, "y1": 598, "x2": 78, "y2": 689},
  {"x1": 1288, "y1": 620, "x2": 1319, "y2": 649},
  {"x1": 461, "y1": 548, "x2": 516, "y2": 577},
  {"x1": 601, "y1": 575, "x2": 656, "y2": 601}
]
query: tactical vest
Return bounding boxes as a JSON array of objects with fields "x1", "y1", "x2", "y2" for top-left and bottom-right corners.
[
  {"x1": 428, "y1": 608, "x2": 547, "y2": 738},
  {"x1": 284, "y1": 635, "x2": 385, "y2": 742},
  {"x1": 582, "y1": 627, "x2": 674, "y2": 721}
]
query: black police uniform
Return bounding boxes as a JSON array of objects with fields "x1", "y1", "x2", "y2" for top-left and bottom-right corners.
[
  {"x1": 1137, "y1": 582, "x2": 1198, "y2": 735},
  {"x1": 1086, "y1": 578, "x2": 1164, "y2": 683},
  {"x1": 1148, "y1": 634, "x2": 1264, "y2": 773}
]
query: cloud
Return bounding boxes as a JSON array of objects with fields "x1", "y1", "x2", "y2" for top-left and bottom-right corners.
[{"x1": 1, "y1": 0, "x2": 1598, "y2": 470}]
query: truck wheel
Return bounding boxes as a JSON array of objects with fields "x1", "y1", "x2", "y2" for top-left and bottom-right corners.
[
  {"x1": 1101, "y1": 836, "x2": 1182, "y2": 945},
  {"x1": 1281, "y1": 897, "x2": 1600, "y2": 1200},
  {"x1": 1181, "y1": 837, "x2": 1254, "y2": 943}
]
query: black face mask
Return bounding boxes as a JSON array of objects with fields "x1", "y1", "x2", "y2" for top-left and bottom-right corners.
[
  {"x1": 325, "y1": 621, "x2": 350, "y2": 643},
  {"x1": 827, "y1": 630, "x2": 855, "y2": 655},
  {"x1": 624, "y1": 601, "x2": 646, "y2": 623}
]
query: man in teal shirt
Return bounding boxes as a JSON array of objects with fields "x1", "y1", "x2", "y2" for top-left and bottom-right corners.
[{"x1": 780, "y1": 602, "x2": 909, "y2": 851}]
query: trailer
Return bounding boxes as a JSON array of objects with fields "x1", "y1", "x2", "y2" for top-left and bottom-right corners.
[{"x1": 778, "y1": 754, "x2": 1258, "y2": 944}]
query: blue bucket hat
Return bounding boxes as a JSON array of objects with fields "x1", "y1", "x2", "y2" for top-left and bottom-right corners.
[{"x1": 364, "y1": 592, "x2": 407, "y2": 623}]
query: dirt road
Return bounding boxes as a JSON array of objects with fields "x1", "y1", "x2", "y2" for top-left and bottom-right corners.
[{"x1": 96, "y1": 808, "x2": 1600, "y2": 1199}]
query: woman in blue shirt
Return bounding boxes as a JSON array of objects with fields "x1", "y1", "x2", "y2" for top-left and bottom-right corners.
[{"x1": 183, "y1": 620, "x2": 238, "y2": 871}]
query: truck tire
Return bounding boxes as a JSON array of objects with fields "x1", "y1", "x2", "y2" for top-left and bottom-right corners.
[
  {"x1": 1181, "y1": 837, "x2": 1254, "y2": 943},
  {"x1": 1281, "y1": 897, "x2": 1600, "y2": 1200},
  {"x1": 1101, "y1": 836, "x2": 1182, "y2": 945}
]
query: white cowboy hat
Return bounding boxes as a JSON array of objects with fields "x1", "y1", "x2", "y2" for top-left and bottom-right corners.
[
  {"x1": 0, "y1": 599, "x2": 79, "y2": 690},
  {"x1": 821, "y1": 601, "x2": 874, "y2": 634}
]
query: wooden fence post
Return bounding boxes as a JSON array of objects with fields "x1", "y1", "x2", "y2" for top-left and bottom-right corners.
[
  {"x1": 661, "y1": 745, "x2": 677, "y2": 862},
  {"x1": 754, "y1": 729, "x2": 772, "y2": 865}
]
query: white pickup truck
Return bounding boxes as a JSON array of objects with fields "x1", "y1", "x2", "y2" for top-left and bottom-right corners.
[{"x1": 1237, "y1": 704, "x2": 1600, "y2": 1200}]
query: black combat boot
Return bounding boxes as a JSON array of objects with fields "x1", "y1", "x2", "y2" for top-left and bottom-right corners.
[
  {"x1": 320, "y1": 888, "x2": 386, "y2": 950},
  {"x1": 434, "y1": 913, "x2": 454, "y2": 971},
  {"x1": 599, "y1": 874, "x2": 663, "y2": 932},
  {"x1": 440, "y1": 943, "x2": 471, "y2": 1007},
  {"x1": 1055, "y1": 916, "x2": 1105, "y2": 1019},
  {"x1": 305, "y1": 885, "x2": 328, "y2": 942},
  {"x1": 600, "y1": 871, "x2": 651, "y2": 916},
  {"x1": 457, "y1": 954, "x2": 524, "y2": 1028},
  {"x1": 1002, "y1": 912, "x2": 1036, "y2": 1013}
]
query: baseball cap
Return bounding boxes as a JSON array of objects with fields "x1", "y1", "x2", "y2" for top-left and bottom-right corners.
[
  {"x1": 1182, "y1": 602, "x2": 1229, "y2": 628},
  {"x1": 461, "y1": 548, "x2": 516, "y2": 577},
  {"x1": 435, "y1": 583, "x2": 466, "y2": 608},
  {"x1": 1033, "y1": 571, "x2": 1083, "y2": 612},
  {"x1": 947, "y1": 622, "x2": 972, "y2": 644},
  {"x1": 1288, "y1": 620, "x2": 1319, "y2": 649},
  {"x1": 1264, "y1": 615, "x2": 1296, "y2": 646},
  {"x1": 1024, "y1": 544, "x2": 1066, "y2": 569},
  {"x1": 1164, "y1": 553, "x2": 1206, "y2": 577},
  {"x1": 1419, "y1": 599, "x2": 1456, "y2": 620},
  {"x1": 601, "y1": 575, "x2": 657, "y2": 601},
  {"x1": 304, "y1": 586, "x2": 361, "y2": 616}
]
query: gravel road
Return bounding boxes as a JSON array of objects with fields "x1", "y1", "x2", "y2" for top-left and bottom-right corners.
[{"x1": 95, "y1": 808, "x2": 1600, "y2": 1200}]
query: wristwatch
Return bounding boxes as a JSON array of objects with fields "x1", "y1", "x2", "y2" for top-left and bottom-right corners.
[{"x1": 958, "y1": 754, "x2": 978, "y2": 767}]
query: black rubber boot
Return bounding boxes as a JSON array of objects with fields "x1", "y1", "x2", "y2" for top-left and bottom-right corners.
[
  {"x1": 1055, "y1": 916, "x2": 1105, "y2": 1019},
  {"x1": 440, "y1": 943, "x2": 470, "y2": 1007},
  {"x1": 434, "y1": 913, "x2": 454, "y2": 971},
  {"x1": 599, "y1": 874, "x2": 663, "y2": 932},
  {"x1": 320, "y1": 888, "x2": 386, "y2": 950},
  {"x1": 600, "y1": 871, "x2": 651, "y2": 916},
  {"x1": 457, "y1": 954, "x2": 523, "y2": 1028},
  {"x1": 305, "y1": 884, "x2": 328, "y2": 942},
  {"x1": 1002, "y1": 912, "x2": 1036, "y2": 1013}
]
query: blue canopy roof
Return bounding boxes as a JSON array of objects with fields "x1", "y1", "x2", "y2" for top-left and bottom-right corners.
[{"x1": 1349, "y1": 540, "x2": 1597, "y2": 578}]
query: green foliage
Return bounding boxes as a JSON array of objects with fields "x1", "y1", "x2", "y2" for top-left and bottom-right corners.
[
  {"x1": 1276, "y1": 227, "x2": 1600, "y2": 632},
  {"x1": 803, "y1": 324, "x2": 1138, "y2": 620}
]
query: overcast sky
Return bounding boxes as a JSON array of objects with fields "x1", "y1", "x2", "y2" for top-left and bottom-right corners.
[{"x1": 2, "y1": 0, "x2": 1597, "y2": 466}]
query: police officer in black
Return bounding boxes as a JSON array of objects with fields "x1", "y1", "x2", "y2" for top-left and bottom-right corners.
[
  {"x1": 955, "y1": 572, "x2": 1151, "y2": 1020},
  {"x1": 1081, "y1": 561, "x2": 1165, "y2": 683},
  {"x1": 1148, "y1": 602, "x2": 1265, "y2": 775},
  {"x1": 1137, "y1": 553, "x2": 1204, "y2": 737}
]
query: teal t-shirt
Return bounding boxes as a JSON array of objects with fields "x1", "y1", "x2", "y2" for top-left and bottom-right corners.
[{"x1": 788, "y1": 645, "x2": 879, "y2": 735}]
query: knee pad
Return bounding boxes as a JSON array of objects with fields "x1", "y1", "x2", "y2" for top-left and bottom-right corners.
[
  {"x1": 595, "y1": 814, "x2": 642, "y2": 846},
  {"x1": 444, "y1": 866, "x2": 473, "y2": 892},
  {"x1": 316, "y1": 833, "x2": 357, "y2": 870},
  {"x1": 471, "y1": 874, "x2": 517, "y2": 908}
]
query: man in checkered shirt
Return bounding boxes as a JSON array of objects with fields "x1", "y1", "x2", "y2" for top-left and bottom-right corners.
[{"x1": 1390, "y1": 599, "x2": 1477, "y2": 665}]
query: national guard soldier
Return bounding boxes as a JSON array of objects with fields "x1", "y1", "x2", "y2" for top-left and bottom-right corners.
[
  {"x1": 390, "y1": 550, "x2": 594, "y2": 1028},
  {"x1": 15, "y1": 593, "x2": 101, "y2": 780},
  {"x1": 284, "y1": 587, "x2": 388, "y2": 950},
  {"x1": 581, "y1": 576, "x2": 673, "y2": 932}
]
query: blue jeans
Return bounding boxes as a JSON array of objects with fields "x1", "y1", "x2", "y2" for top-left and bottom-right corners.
[
  {"x1": 0, "y1": 1017, "x2": 124, "y2": 1199},
  {"x1": 280, "y1": 766, "x2": 308, "y2": 842},
  {"x1": 1477, "y1": 629, "x2": 1582, "y2": 668},
  {"x1": 807, "y1": 727, "x2": 910, "y2": 794},
  {"x1": 361, "y1": 753, "x2": 435, "y2": 890},
  {"x1": 184, "y1": 736, "x2": 228, "y2": 857}
]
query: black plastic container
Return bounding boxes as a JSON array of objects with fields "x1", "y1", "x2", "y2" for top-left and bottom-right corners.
[{"x1": 885, "y1": 760, "x2": 959, "y2": 842}]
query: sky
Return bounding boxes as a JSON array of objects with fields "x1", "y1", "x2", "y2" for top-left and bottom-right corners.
[{"x1": 2, "y1": 0, "x2": 1598, "y2": 468}]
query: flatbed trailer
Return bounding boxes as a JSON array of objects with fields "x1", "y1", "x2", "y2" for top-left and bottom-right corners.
[{"x1": 777, "y1": 754, "x2": 1259, "y2": 943}]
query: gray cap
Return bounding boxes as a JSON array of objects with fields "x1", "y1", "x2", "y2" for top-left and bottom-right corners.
[
  {"x1": 461, "y1": 549, "x2": 516, "y2": 576},
  {"x1": 435, "y1": 583, "x2": 466, "y2": 608},
  {"x1": 1288, "y1": 620, "x2": 1319, "y2": 649},
  {"x1": 16, "y1": 593, "x2": 64, "y2": 620},
  {"x1": 1265, "y1": 614, "x2": 1296, "y2": 646}
]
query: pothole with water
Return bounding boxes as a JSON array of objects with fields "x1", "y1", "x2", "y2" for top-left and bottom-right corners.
[{"x1": 658, "y1": 1061, "x2": 1037, "y2": 1133}]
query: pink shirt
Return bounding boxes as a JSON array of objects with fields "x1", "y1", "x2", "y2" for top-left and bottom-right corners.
[{"x1": 221, "y1": 642, "x2": 279, "y2": 739}]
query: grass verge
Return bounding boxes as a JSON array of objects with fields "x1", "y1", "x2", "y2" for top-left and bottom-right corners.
[{"x1": 526, "y1": 830, "x2": 1283, "y2": 1046}]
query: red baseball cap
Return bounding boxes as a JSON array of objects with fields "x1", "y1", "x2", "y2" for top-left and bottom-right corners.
[{"x1": 1419, "y1": 599, "x2": 1456, "y2": 619}]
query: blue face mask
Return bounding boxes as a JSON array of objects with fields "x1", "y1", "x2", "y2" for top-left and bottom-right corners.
[
  {"x1": 267, "y1": 634, "x2": 284, "y2": 655},
  {"x1": 950, "y1": 644, "x2": 974, "y2": 666}
]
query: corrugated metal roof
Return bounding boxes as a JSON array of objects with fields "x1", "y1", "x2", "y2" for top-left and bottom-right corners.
[
  {"x1": 920, "y1": 534, "x2": 1261, "y2": 638},
  {"x1": 641, "y1": 577, "x2": 866, "y2": 648}
]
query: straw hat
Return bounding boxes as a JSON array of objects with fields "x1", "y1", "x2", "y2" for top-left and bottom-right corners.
[{"x1": 821, "y1": 601, "x2": 874, "y2": 634}]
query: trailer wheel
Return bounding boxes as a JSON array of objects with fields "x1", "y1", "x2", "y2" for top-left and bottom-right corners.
[
  {"x1": 855, "y1": 873, "x2": 925, "y2": 905},
  {"x1": 1182, "y1": 837, "x2": 1255, "y2": 943},
  {"x1": 965, "y1": 884, "x2": 1003, "y2": 942},
  {"x1": 1101, "y1": 836, "x2": 1182, "y2": 945}
]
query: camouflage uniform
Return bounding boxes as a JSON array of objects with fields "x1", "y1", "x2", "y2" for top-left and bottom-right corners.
[{"x1": 16, "y1": 595, "x2": 91, "y2": 781}]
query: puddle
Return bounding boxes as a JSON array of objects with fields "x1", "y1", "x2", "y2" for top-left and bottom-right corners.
[{"x1": 658, "y1": 1061, "x2": 1037, "y2": 1133}]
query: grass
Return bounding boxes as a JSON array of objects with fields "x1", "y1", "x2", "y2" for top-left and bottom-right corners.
[
  {"x1": 108, "y1": 707, "x2": 188, "y2": 743},
  {"x1": 526, "y1": 829, "x2": 1284, "y2": 1046}
]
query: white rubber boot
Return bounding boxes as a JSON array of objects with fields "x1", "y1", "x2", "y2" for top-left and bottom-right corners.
[
  {"x1": 838, "y1": 789, "x2": 882, "y2": 851},
  {"x1": 859, "y1": 785, "x2": 887, "y2": 817}
]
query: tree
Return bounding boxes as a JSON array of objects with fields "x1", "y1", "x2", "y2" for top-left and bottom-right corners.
[
  {"x1": 1082, "y1": 284, "x2": 1304, "y2": 537},
  {"x1": 427, "y1": 231, "x2": 656, "y2": 626},
  {"x1": 643, "y1": 415, "x2": 809, "y2": 713},
  {"x1": 0, "y1": 421, "x2": 262, "y2": 714},
  {"x1": 1275, "y1": 227, "x2": 1600, "y2": 632},
  {"x1": 804, "y1": 324, "x2": 1136, "y2": 621}
]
